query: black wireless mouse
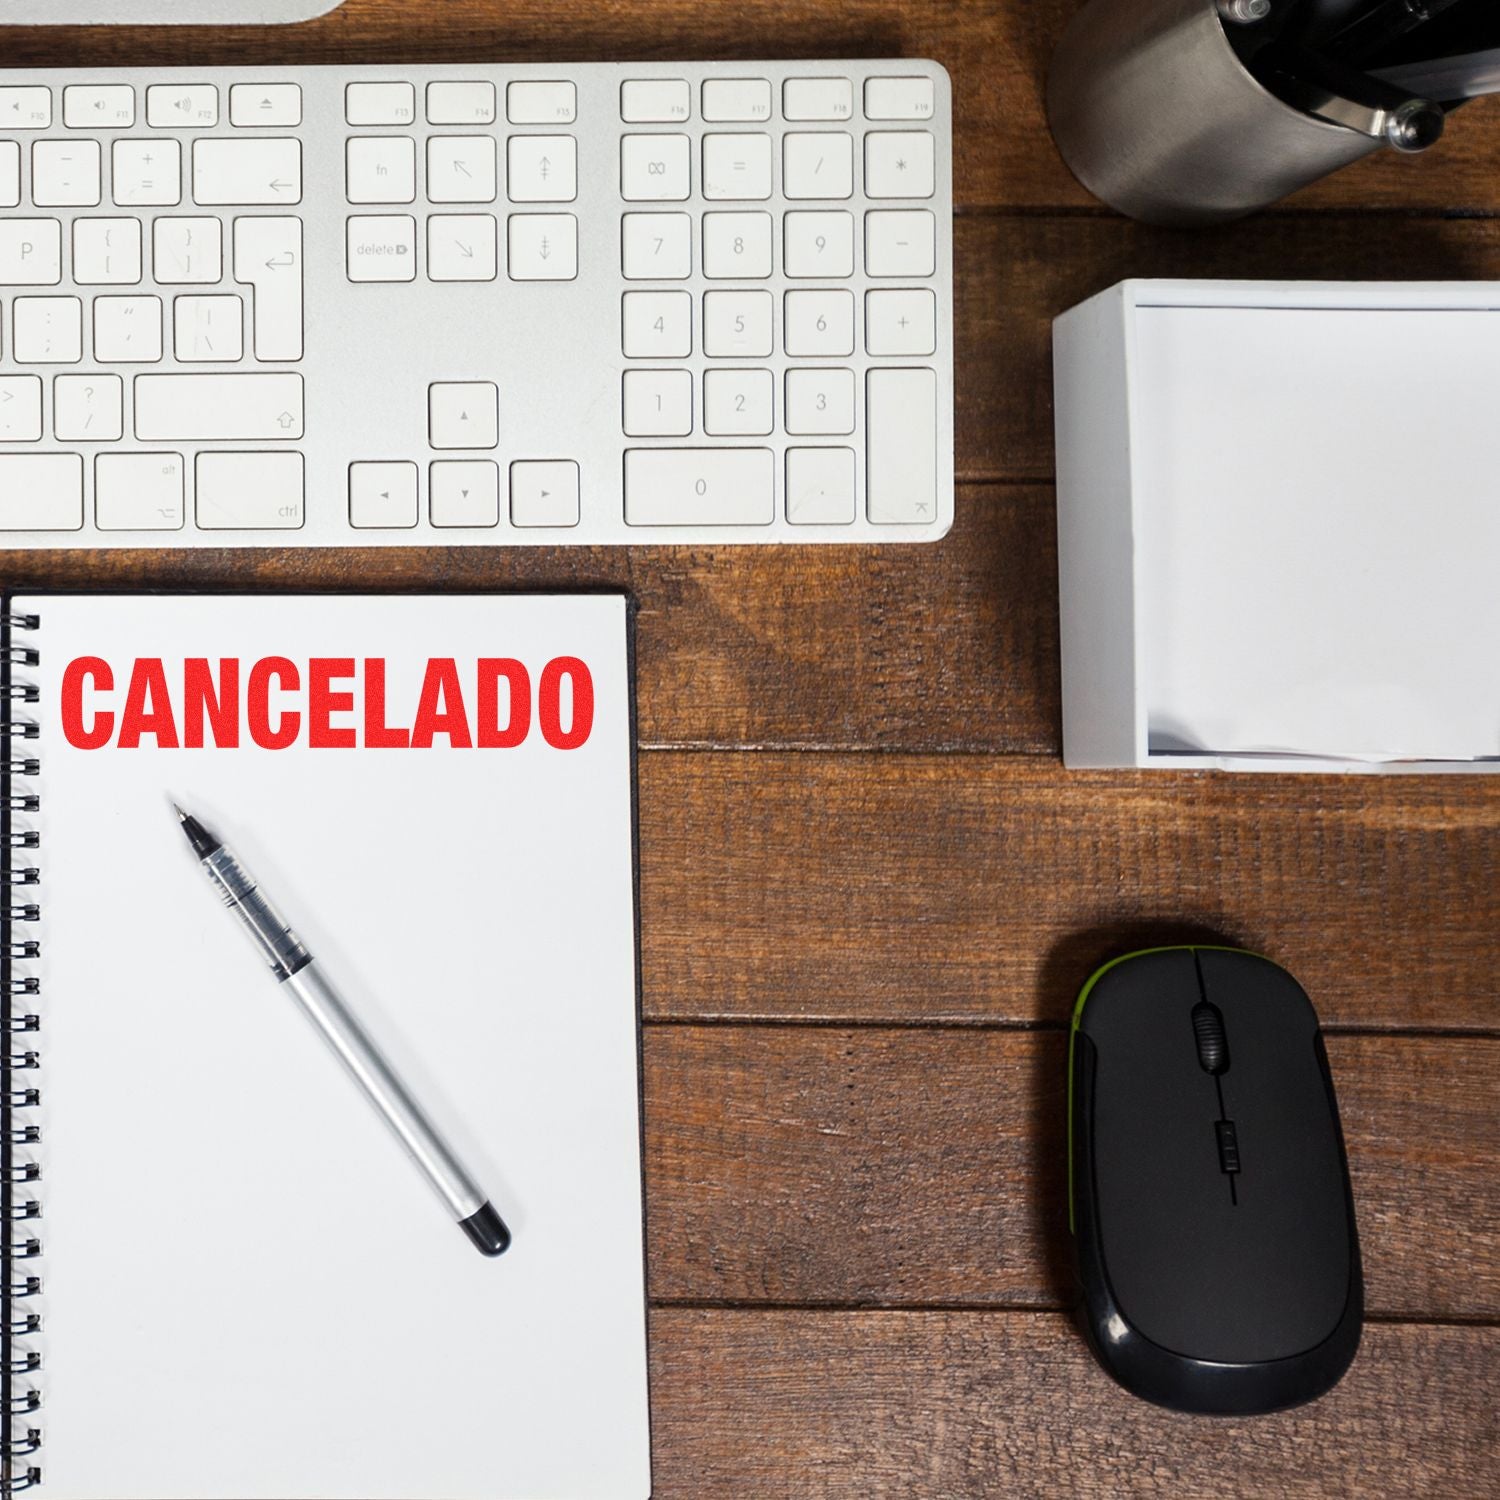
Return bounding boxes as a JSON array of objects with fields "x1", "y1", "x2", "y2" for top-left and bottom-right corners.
[{"x1": 1069, "y1": 947, "x2": 1362, "y2": 1415}]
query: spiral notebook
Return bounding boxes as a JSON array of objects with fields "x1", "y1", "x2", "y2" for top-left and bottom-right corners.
[{"x1": 0, "y1": 593, "x2": 650, "y2": 1500}]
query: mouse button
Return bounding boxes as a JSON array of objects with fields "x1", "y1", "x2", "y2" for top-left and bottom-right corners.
[
  {"x1": 1077, "y1": 949, "x2": 1200, "y2": 1048},
  {"x1": 1214, "y1": 1041, "x2": 1352, "y2": 1354},
  {"x1": 1196, "y1": 950, "x2": 1320, "y2": 1045}
]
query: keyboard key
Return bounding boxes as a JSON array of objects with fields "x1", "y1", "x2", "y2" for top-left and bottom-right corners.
[
  {"x1": 702, "y1": 211, "x2": 773, "y2": 279},
  {"x1": 704, "y1": 368, "x2": 773, "y2": 436},
  {"x1": 621, "y1": 134, "x2": 690, "y2": 201},
  {"x1": 95, "y1": 451, "x2": 185, "y2": 530},
  {"x1": 622, "y1": 291, "x2": 692, "y2": 358},
  {"x1": 134, "y1": 372, "x2": 304, "y2": 440},
  {"x1": 865, "y1": 208, "x2": 936, "y2": 277},
  {"x1": 427, "y1": 214, "x2": 497, "y2": 281},
  {"x1": 783, "y1": 210, "x2": 854, "y2": 278},
  {"x1": 622, "y1": 369, "x2": 692, "y2": 437},
  {"x1": 14, "y1": 297, "x2": 82, "y2": 363},
  {"x1": 346, "y1": 136, "x2": 416, "y2": 204},
  {"x1": 32, "y1": 141, "x2": 101, "y2": 207},
  {"x1": 54, "y1": 374, "x2": 124, "y2": 441},
  {"x1": 194, "y1": 138, "x2": 301, "y2": 206},
  {"x1": 702, "y1": 133, "x2": 772, "y2": 200},
  {"x1": 112, "y1": 139, "x2": 181, "y2": 206},
  {"x1": 865, "y1": 287, "x2": 937, "y2": 356},
  {"x1": 429, "y1": 381, "x2": 498, "y2": 449},
  {"x1": 196, "y1": 450, "x2": 304, "y2": 528},
  {"x1": 783, "y1": 78, "x2": 854, "y2": 122},
  {"x1": 0, "y1": 143, "x2": 18, "y2": 208},
  {"x1": 624, "y1": 448, "x2": 773, "y2": 526},
  {"x1": 621, "y1": 80, "x2": 690, "y2": 123},
  {"x1": 507, "y1": 213, "x2": 577, "y2": 280},
  {"x1": 507, "y1": 135, "x2": 576, "y2": 202},
  {"x1": 0, "y1": 221, "x2": 61, "y2": 285},
  {"x1": 430, "y1": 460, "x2": 499, "y2": 527},
  {"x1": 146, "y1": 84, "x2": 218, "y2": 129},
  {"x1": 0, "y1": 455, "x2": 83, "y2": 530},
  {"x1": 785, "y1": 367, "x2": 855, "y2": 435},
  {"x1": 621, "y1": 212, "x2": 692, "y2": 280},
  {"x1": 94, "y1": 296, "x2": 162, "y2": 362},
  {"x1": 229, "y1": 83, "x2": 302, "y2": 128},
  {"x1": 865, "y1": 131, "x2": 935, "y2": 198},
  {"x1": 345, "y1": 82, "x2": 415, "y2": 127},
  {"x1": 784, "y1": 289, "x2": 854, "y2": 357},
  {"x1": 74, "y1": 218, "x2": 141, "y2": 285},
  {"x1": 428, "y1": 81, "x2": 496, "y2": 126},
  {"x1": 64, "y1": 85, "x2": 133, "y2": 129},
  {"x1": 346, "y1": 215, "x2": 416, "y2": 282},
  {"x1": 0, "y1": 378, "x2": 43, "y2": 442},
  {"x1": 510, "y1": 460, "x2": 579, "y2": 528},
  {"x1": 783, "y1": 132, "x2": 853, "y2": 200},
  {"x1": 703, "y1": 290, "x2": 773, "y2": 358},
  {"x1": 427, "y1": 136, "x2": 497, "y2": 203},
  {"x1": 153, "y1": 216, "x2": 222, "y2": 284},
  {"x1": 349, "y1": 460, "x2": 419, "y2": 528},
  {"x1": 506, "y1": 81, "x2": 575, "y2": 125},
  {"x1": 786, "y1": 446, "x2": 856, "y2": 525},
  {"x1": 866, "y1": 367, "x2": 936, "y2": 523},
  {"x1": 702, "y1": 78, "x2": 771, "y2": 122},
  {"x1": 0, "y1": 87, "x2": 51, "y2": 130},
  {"x1": 864, "y1": 76, "x2": 936, "y2": 121},
  {"x1": 232, "y1": 216, "x2": 303, "y2": 361},
  {"x1": 174, "y1": 294, "x2": 244, "y2": 362}
]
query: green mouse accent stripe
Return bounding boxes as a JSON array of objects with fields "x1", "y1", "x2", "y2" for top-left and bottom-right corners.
[{"x1": 1066, "y1": 944, "x2": 1258, "y2": 1235}]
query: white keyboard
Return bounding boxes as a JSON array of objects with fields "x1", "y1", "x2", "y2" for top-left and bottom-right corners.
[{"x1": 0, "y1": 61, "x2": 953, "y2": 547}]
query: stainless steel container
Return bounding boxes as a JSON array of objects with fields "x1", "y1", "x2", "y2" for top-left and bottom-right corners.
[{"x1": 1048, "y1": 0, "x2": 1385, "y2": 225}]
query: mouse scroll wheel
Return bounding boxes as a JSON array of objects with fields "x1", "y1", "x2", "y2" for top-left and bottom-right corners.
[{"x1": 1192, "y1": 1001, "x2": 1230, "y2": 1075}]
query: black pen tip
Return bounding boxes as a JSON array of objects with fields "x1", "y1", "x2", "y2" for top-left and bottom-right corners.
[
  {"x1": 459, "y1": 1201, "x2": 511, "y2": 1257},
  {"x1": 172, "y1": 803, "x2": 221, "y2": 859}
]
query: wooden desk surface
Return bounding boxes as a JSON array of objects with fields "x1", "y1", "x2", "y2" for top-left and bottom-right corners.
[{"x1": 5, "y1": 3, "x2": 1499, "y2": 1493}]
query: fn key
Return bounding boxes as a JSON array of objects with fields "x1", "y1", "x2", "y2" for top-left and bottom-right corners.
[{"x1": 866, "y1": 368, "x2": 936, "y2": 524}]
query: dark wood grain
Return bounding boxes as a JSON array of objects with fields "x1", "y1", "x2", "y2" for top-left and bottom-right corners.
[
  {"x1": 3, "y1": 0, "x2": 1499, "y2": 214},
  {"x1": 649, "y1": 1311, "x2": 1500, "y2": 1498},
  {"x1": 638, "y1": 754, "x2": 1500, "y2": 1030},
  {"x1": 643, "y1": 1028, "x2": 1500, "y2": 1321}
]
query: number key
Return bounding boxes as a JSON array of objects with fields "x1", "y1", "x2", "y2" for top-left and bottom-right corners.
[
  {"x1": 622, "y1": 291, "x2": 693, "y2": 358},
  {"x1": 704, "y1": 369, "x2": 773, "y2": 436},
  {"x1": 784, "y1": 289, "x2": 854, "y2": 358},
  {"x1": 622, "y1": 369, "x2": 693, "y2": 437},
  {"x1": 784, "y1": 211, "x2": 854, "y2": 278},
  {"x1": 703, "y1": 290, "x2": 773, "y2": 359},
  {"x1": 622, "y1": 212, "x2": 692, "y2": 280},
  {"x1": 786, "y1": 368, "x2": 855, "y2": 435},
  {"x1": 702, "y1": 211, "x2": 773, "y2": 279}
]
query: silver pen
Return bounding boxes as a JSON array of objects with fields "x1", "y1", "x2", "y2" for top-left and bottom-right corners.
[{"x1": 172, "y1": 803, "x2": 510, "y2": 1257}]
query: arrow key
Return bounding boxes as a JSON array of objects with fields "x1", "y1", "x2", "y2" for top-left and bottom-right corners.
[
  {"x1": 349, "y1": 461, "x2": 419, "y2": 529},
  {"x1": 429, "y1": 381, "x2": 498, "y2": 449},
  {"x1": 510, "y1": 459, "x2": 579, "y2": 528},
  {"x1": 431, "y1": 460, "x2": 499, "y2": 527},
  {"x1": 508, "y1": 213, "x2": 577, "y2": 282},
  {"x1": 427, "y1": 214, "x2": 497, "y2": 282}
]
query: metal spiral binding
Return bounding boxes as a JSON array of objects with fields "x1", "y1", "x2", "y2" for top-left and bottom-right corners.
[{"x1": 0, "y1": 608, "x2": 40, "y2": 1493}]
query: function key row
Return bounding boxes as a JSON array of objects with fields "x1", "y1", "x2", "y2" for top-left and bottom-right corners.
[
  {"x1": 619, "y1": 75, "x2": 935, "y2": 124},
  {"x1": 0, "y1": 84, "x2": 303, "y2": 130},
  {"x1": 345, "y1": 81, "x2": 576, "y2": 128}
]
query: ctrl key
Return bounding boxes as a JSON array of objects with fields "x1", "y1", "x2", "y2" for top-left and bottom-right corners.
[
  {"x1": 0, "y1": 454, "x2": 84, "y2": 531},
  {"x1": 195, "y1": 452, "x2": 304, "y2": 530}
]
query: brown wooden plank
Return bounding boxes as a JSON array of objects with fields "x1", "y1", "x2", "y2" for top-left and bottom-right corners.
[
  {"x1": 648, "y1": 1310, "x2": 1500, "y2": 1497},
  {"x1": 644, "y1": 1028, "x2": 1500, "y2": 1321},
  {"x1": 637, "y1": 753, "x2": 1500, "y2": 1030},
  {"x1": 955, "y1": 213, "x2": 1500, "y2": 483},
  {"x1": 5, "y1": 1, "x2": 1500, "y2": 214},
  {"x1": 0, "y1": 483, "x2": 1060, "y2": 753}
]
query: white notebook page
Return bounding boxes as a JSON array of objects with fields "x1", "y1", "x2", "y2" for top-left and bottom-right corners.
[{"x1": 16, "y1": 594, "x2": 649, "y2": 1500}]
